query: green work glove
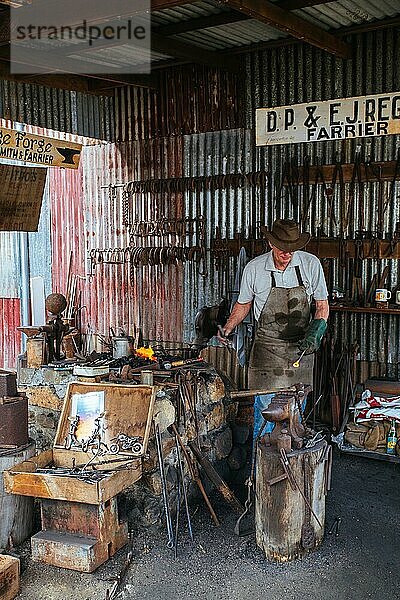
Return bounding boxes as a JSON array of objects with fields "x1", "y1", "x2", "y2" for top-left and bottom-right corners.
[{"x1": 298, "y1": 319, "x2": 327, "y2": 355}]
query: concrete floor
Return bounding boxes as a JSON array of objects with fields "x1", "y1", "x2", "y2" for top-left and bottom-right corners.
[{"x1": 15, "y1": 449, "x2": 399, "y2": 600}]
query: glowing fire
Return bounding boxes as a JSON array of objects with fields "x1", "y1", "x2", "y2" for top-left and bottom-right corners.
[{"x1": 135, "y1": 346, "x2": 157, "y2": 361}]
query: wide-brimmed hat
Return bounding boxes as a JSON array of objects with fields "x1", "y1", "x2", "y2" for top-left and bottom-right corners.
[{"x1": 265, "y1": 219, "x2": 310, "y2": 252}]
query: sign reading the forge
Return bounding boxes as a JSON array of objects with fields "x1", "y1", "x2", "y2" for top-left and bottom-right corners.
[
  {"x1": 256, "y1": 92, "x2": 400, "y2": 146},
  {"x1": 0, "y1": 164, "x2": 47, "y2": 231},
  {"x1": 0, "y1": 127, "x2": 82, "y2": 168}
]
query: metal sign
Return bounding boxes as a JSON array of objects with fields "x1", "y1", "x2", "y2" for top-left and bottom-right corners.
[
  {"x1": 256, "y1": 92, "x2": 400, "y2": 146},
  {"x1": 0, "y1": 164, "x2": 47, "y2": 231},
  {"x1": 0, "y1": 127, "x2": 82, "y2": 168}
]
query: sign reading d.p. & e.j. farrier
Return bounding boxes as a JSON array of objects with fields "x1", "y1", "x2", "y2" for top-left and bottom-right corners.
[
  {"x1": 256, "y1": 92, "x2": 400, "y2": 146},
  {"x1": 0, "y1": 127, "x2": 82, "y2": 168}
]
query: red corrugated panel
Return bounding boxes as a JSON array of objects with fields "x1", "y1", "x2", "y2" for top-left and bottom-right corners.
[
  {"x1": 84, "y1": 137, "x2": 185, "y2": 341},
  {"x1": 0, "y1": 298, "x2": 21, "y2": 369},
  {"x1": 47, "y1": 161, "x2": 86, "y2": 298},
  {"x1": 45, "y1": 136, "x2": 185, "y2": 343}
]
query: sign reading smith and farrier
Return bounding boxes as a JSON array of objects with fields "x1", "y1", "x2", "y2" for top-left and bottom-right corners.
[
  {"x1": 0, "y1": 126, "x2": 82, "y2": 168},
  {"x1": 256, "y1": 92, "x2": 400, "y2": 146}
]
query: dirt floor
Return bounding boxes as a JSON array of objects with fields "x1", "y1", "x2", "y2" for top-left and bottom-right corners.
[{"x1": 14, "y1": 448, "x2": 399, "y2": 600}]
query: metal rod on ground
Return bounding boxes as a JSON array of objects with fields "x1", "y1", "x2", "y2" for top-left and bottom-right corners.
[
  {"x1": 174, "y1": 474, "x2": 181, "y2": 559},
  {"x1": 188, "y1": 441, "x2": 244, "y2": 515},
  {"x1": 169, "y1": 423, "x2": 220, "y2": 527},
  {"x1": 174, "y1": 431, "x2": 193, "y2": 541},
  {"x1": 154, "y1": 423, "x2": 174, "y2": 548}
]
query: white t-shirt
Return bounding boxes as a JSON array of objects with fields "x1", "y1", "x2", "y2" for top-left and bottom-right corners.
[{"x1": 237, "y1": 250, "x2": 328, "y2": 321}]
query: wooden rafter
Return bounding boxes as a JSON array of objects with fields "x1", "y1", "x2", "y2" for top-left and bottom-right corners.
[
  {"x1": 278, "y1": 0, "x2": 336, "y2": 10},
  {"x1": 151, "y1": 32, "x2": 241, "y2": 72},
  {"x1": 221, "y1": 0, "x2": 351, "y2": 58},
  {"x1": 151, "y1": 0, "x2": 195, "y2": 9},
  {"x1": 224, "y1": 14, "x2": 400, "y2": 55},
  {"x1": 155, "y1": 11, "x2": 249, "y2": 36}
]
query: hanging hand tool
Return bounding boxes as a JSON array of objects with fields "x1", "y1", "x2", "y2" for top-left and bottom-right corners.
[{"x1": 279, "y1": 448, "x2": 323, "y2": 529}]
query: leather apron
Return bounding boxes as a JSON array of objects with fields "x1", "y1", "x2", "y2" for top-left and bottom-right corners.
[{"x1": 248, "y1": 265, "x2": 314, "y2": 390}]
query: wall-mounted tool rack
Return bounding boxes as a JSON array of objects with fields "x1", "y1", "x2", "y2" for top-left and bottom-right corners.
[
  {"x1": 101, "y1": 172, "x2": 268, "y2": 196},
  {"x1": 90, "y1": 245, "x2": 205, "y2": 267},
  {"x1": 211, "y1": 235, "x2": 400, "y2": 260},
  {"x1": 281, "y1": 160, "x2": 400, "y2": 185}
]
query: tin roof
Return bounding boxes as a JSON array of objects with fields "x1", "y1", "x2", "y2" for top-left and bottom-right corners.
[{"x1": 2, "y1": 1, "x2": 400, "y2": 92}]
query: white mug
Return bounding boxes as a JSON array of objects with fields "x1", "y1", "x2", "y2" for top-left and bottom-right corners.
[{"x1": 375, "y1": 288, "x2": 391, "y2": 302}]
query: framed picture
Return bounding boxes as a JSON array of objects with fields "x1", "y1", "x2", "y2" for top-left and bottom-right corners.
[{"x1": 70, "y1": 390, "x2": 105, "y2": 443}]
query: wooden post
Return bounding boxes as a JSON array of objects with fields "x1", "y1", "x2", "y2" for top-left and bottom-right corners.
[{"x1": 255, "y1": 439, "x2": 329, "y2": 562}]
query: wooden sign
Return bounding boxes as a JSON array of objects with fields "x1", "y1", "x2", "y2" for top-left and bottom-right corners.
[
  {"x1": 0, "y1": 127, "x2": 82, "y2": 168},
  {"x1": 256, "y1": 91, "x2": 400, "y2": 146},
  {"x1": 0, "y1": 164, "x2": 47, "y2": 231}
]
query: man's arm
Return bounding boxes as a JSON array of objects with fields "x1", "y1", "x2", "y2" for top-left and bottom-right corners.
[
  {"x1": 221, "y1": 301, "x2": 252, "y2": 336},
  {"x1": 315, "y1": 299, "x2": 329, "y2": 321}
]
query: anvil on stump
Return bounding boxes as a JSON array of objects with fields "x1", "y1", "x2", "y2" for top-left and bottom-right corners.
[{"x1": 255, "y1": 386, "x2": 332, "y2": 562}]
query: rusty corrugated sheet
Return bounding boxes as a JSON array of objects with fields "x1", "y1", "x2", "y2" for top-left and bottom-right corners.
[
  {"x1": 115, "y1": 65, "x2": 243, "y2": 142},
  {"x1": 79, "y1": 136, "x2": 185, "y2": 341},
  {"x1": 0, "y1": 298, "x2": 21, "y2": 369},
  {"x1": 48, "y1": 156, "x2": 86, "y2": 297}
]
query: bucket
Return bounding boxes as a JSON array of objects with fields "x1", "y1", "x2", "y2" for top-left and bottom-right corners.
[
  {"x1": 0, "y1": 441, "x2": 35, "y2": 552},
  {"x1": 112, "y1": 337, "x2": 132, "y2": 359}
]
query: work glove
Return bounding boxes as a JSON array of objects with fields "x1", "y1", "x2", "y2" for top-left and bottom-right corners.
[{"x1": 298, "y1": 319, "x2": 327, "y2": 355}]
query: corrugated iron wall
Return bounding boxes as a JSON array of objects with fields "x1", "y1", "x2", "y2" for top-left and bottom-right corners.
[
  {"x1": 3, "y1": 27, "x2": 400, "y2": 382},
  {"x1": 0, "y1": 81, "x2": 115, "y2": 140},
  {"x1": 0, "y1": 299, "x2": 21, "y2": 369},
  {"x1": 115, "y1": 65, "x2": 243, "y2": 141},
  {"x1": 241, "y1": 27, "x2": 400, "y2": 380},
  {"x1": 48, "y1": 138, "x2": 186, "y2": 342}
]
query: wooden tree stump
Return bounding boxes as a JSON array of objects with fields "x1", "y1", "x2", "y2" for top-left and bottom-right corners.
[{"x1": 255, "y1": 439, "x2": 330, "y2": 562}]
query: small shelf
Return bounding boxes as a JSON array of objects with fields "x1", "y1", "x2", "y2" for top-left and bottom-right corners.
[
  {"x1": 338, "y1": 446, "x2": 400, "y2": 464},
  {"x1": 331, "y1": 305, "x2": 400, "y2": 315}
]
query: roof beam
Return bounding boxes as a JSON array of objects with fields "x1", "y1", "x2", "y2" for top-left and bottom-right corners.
[
  {"x1": 155, "y1": 11, "x2": 249, "y2": 36},
  {"x1": 151, "y1": 0, "x2": 196, "y2": 9},
  {"x1": 224, "y1": 14, "x2": 400, "y2": 56},
  {"x1": 278, "y1": 0, "x2": 336, "y2": 9},
  {"x1": 151, "y1": 32, "x2": 241, "y2": 72},
  {"x1": 221, "y1": 0, "x2": 351, "y2": 58}
]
